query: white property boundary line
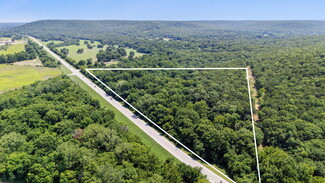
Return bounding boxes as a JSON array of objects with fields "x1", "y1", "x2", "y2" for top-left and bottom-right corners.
[{"x1": 86, "y1": 68, "x2": 261, "y2": 183}]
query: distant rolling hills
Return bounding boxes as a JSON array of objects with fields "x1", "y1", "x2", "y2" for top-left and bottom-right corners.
[
  {"x1": 0, "y1": 23, "x2": 25, "y2": 31},
  {"x1": 4, "y1": 20, "x2": 325, "y2": 39}
]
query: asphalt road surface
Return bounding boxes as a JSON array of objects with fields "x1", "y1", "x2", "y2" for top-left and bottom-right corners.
[{"x1": 30, "y1": 36, "x2": 230, "y2": 183}]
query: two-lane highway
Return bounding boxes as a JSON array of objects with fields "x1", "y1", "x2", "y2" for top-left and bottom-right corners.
[{"x1": 29, "y1": 36, "x2": 231, "y2": 183}]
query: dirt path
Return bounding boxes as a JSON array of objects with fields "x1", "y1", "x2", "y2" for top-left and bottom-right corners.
[
  {"x1": 12, "y1": 59, "x2": 43, "y2": 66},
  {"x1": 247, "y1": 66, "x2": 260, "y2": 121}
]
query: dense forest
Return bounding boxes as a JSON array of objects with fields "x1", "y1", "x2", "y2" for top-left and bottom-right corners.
[
  {"x1": 0, "y1": 76, "x2": 208, "y2": 183},
  {"x1": 97, "y1": 36, "x2": 324, "y2": 183},
  {"x1": 88, "y1": 45, "x2": 324, "y2": 182},
  {"x1": 90, "y1": 69, "x2": 258, "y2": 182},
  {"x1": 1, "y1": 20, "x2": 325, "y2": 182},
  {"x1": 0, "y1": 23, "x2": 23, "y2": 32}
]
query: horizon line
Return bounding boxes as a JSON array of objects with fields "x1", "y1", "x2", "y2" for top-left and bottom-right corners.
[{"x1": 1, "y1": 19, "x2": 325, "y2": 23}]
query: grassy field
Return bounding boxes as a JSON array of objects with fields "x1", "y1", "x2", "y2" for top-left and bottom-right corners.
[
  {"x1": 0, "y1": 37, "x2": 12, "y2": 41},
  {"x1": 40, "y1": 40, "x2": 63, "y2": 45},
  {"x1": 59, "y1": 64, "x2": 72, "y2": 75},
  {"x1": 0, "y1": 42, "x2": 26, "y2": 55},
  {"x1": 125, "y1": 47, "x2": 144, "y2": 57},
  {"x1": 58, "y1": 40, "x2": 106, "y2": 62},
  {"x1": 42, "y1": 39, "x2": 143, "y2": 62},
  {"x1": 68, "y1": 75, "x2": 174, "y2": 161},
  {"x1": 0, "y1": 65, "x2": 61, "y2": 93},
  {"x1": 41, "y1": 40, "x2": 105, "y2": 61}
]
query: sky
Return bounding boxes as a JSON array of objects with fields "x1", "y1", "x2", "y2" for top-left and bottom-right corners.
[{"x1": 0, "y1": 0, "x2": 324, "y2": 22}]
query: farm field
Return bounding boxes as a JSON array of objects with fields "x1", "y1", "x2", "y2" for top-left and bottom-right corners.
[
  {"x1": 0, "y1": 42, "x2": 26, "y2": 55},
  {"x1": 0, "y1": 64, "x2": 61, "y2": 93}
]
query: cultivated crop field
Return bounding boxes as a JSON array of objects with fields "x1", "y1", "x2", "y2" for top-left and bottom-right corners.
[{"x1": 0, "y1": 64, "x2": 61, "y2": 93}]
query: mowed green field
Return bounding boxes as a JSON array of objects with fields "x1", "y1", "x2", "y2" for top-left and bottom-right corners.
[
  {"x1": 58, "y1": 40, "x2": 106, "y2": 62},
  {"x1": 0, "y1": 65, "x2": 61, "y2": 93},
  {"x1": 0, "y1": 42, "x2": 26, "y2": 55}
]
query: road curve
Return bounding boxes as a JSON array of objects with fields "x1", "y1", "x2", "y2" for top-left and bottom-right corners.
[{"x1": 29, "y1": 36, "x2": 230, "y2": 183}]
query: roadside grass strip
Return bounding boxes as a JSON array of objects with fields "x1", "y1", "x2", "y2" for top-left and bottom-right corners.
[{"x1": 86, "y1": 67, "x2": 262, "y2": 183}]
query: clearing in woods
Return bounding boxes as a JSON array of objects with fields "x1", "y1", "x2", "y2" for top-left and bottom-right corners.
[
  {"x1": 57, "y1": 40, "x2": 107, "y2": 62},
  {"x1": 247, "y1": 66, "x2": 261, "y2": 121},
  {"x1": 42, "y1": 39, "x2": 143, "y2": 63}
]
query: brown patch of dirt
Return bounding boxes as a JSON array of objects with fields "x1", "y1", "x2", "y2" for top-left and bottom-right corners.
[
  {"x1": 12, "y1": 59, "x2": 43, "y2": 66},
  {"x1": 72, "y1": 128, "x2": 84, "y2": 140},
  {"x1": 247, "y1": 66, "x2": 260, "y2": 121}
]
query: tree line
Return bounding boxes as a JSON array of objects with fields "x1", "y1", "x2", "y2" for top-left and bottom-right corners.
[
  {"x1": 0, "y1": 40, "x2": 59, "y2": 67},
  {"x1": 96, "y1": 45, "x2": 127, "y2": 62}
]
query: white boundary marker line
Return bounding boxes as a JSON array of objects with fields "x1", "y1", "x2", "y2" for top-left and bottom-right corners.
[
  {"x1": 86, "y1": 67, "x2": 261, "y2": 183},
  {"x1": 87, "y1": 68, "x2": 246, "y2": 70}
]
